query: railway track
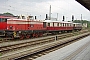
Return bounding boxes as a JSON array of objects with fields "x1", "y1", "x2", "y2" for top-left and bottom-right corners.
[
  {"x1": 0, "y1": 32, "x2": 71, "y2": 43},
  {"x1": 0, "y1": 32, "x2": 76, "y2": 47},
  {"x1": 0, "y1": 33, "x2": 75, "y2": 55},
  {"x1": 18, "y1": 40, "x2": 83, "y2": 60},
  {"x1": 0, "y1": 31, "x2": 89, "y2": 60},
  {"x1": 0, "y1": 29, "x2": 89, "y2": 43},
  {"x1": 11, "y1": 32, "x2": 90, "y2": 60}
]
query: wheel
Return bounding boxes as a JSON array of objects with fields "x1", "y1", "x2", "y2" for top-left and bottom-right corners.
[
  {"x1": 26, "y1": 35, "x2": 30, "y2": 39},
  {"x1": 39, "y1": 33, "x2": 43, "y2": 37},
  {"x1": 20, "y1": 35, "x2": 24, "y2": 40},
  {"x1": 11, "y1": 36, "x2": 14, "y2": 40},
  {"x1": 33, "y1": 33, "x2": 35, "y2": 37},
  {"x1": 35, "y1": 33, "x2": 39, "y2": 38}
]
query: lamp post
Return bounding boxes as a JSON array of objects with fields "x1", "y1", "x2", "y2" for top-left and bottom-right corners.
[
  {"x1": 40, "y1": 15, "x2": 41, "y2": 20},
  {"x1": 81, "y1": 14, "x2": 83, "y2": 25},
  {"x1": 57, "y1": 13, "x2": 58, "y2": 20}
]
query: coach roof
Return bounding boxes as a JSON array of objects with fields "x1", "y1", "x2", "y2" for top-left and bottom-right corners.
[{"x1": 43, "y1": 20, "x2": 73, "y2": 23}]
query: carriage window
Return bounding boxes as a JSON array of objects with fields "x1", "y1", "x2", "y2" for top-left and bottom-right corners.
[
  {"x1": 59, "y1": 23, "x2": 61, "y2": 27},
  {"x1": 53, "y1": 23, "x2": 54, "y2": 26},
  {"x1": 3, "y1": 18, "x2": 7, "y2": 22},
  {"x1": 66, "y1": 24, "x2": 67, "y2": 27},
  {"x1": 43, "y1": 22, "x2": 46, "y2": 28},
  {"x1": 73, "y1": 24, "x2": 75, "y2": 27},
  {"x1": 67, "y1": 24, "x2": 69, "y2": 27},
  {"x1": 66, "y1": 23, "x2": 67, "y2": 27},
  {"x1": 70, "y1": 24, "x2": 71, "y2": 26},
  {"x1": 69, "y1": 24, "x2": 71, "y2": 27},
  {"x1": 0, "y1": 18, "x2": 7, "y2": 22},
  {"x1": 0, "y1": 18, "x2": 1, "y2": 22},
  {"x1": 63, "y1": 23, "x2": 64, "y2": 27},
  {"x1": 69, "y1": 24, "x2": 70, "y2": 27},
  {"x1": 5, "y1": 18, "x2": 7, "y2": 22},
  {"x1": 61, "y1": 23, "x2": 62, "y2": 27},
  {"x1": 48, "y1": 23, "x2": 50, "y2": 27},
  {"x1": 65, "y1": 24, "x2": 66, "y2": 27},
  {"x1": 57, "y1": 23, "x2": 59, "y2": 26}
]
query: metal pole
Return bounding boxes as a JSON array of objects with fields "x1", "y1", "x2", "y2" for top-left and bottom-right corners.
[
  {"x1": 81, "y1": 14, "x2": 83, "y2": 25},
  {"x1": 55, "y1": 36, "x2": 57, "y2": 41},
  {"x1": 40, "y1": 15, "x2": 41, "y2": 20},
  {"x1": 57, "y1": 13, "x2": 58, "y2": 20},
  {"x1": 49, "y1": 5, "x2": 51, "y2": 20}
]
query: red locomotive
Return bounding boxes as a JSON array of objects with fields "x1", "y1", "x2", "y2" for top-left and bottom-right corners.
[
  {"x1": 6, "y1": 16, "x2": 46, "y2": 39},
  {"x1": 0, "y1": 16, "x2": 12, "y2": 30},
  {"x1": 0, "y1": 15, "x2": 82, "y2": 39},
  {"x1": 0, "y1": 16, "x2": 15, "y2": 37}
]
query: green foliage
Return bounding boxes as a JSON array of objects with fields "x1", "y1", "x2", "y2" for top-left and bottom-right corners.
[
  {"x1": 73, "y1": 20, "x2": 88, "y2": 23},
  {"x1": 87, "y1": 21, "x2": 90, "y2": 28},
  {"x1": 0, "y1": 53, "x2": 2, "y2": 56},
  {"x1": 73, "y1": 20, "x2": 81, "y2": 23},
  {"x1": 73, "y1": 20, "x2": 90, "y2": 28},
  {"x1": 3, "y1": 12, "x2": 14, "y2": 16}
]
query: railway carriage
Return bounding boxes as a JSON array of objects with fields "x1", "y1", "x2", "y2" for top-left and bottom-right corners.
[
  {"x1": 73, "y1": 23, "x2": 82, "y2": 31},
  {"x1": 0, "y1": 16, "x2": 14, "y2": 37},
  {"x1": 43, "y1": 20, "x2": 74, "y2": 34}
]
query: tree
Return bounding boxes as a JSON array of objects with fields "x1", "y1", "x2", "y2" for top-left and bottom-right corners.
[
  {"x1": 73, "y1": 20, "x2": 90, "y2": 28},
  {"x1": 3, "y1": 12, "x2": 14, "y2": 16}
]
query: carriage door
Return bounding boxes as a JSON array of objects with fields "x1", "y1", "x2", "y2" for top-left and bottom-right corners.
[{"x1": 43, "y1": 22, "x2": 46, "y2": 28}]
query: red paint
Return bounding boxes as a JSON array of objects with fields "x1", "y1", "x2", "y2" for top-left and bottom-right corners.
[
  {"x1": 0, "y1": 16, "x2": 12, "y2": 18},
  {"x1": 0, "y1": 16, "x2": 14, "y2": 30},
  {"x1": 7, "y1": 19, "x2": 46, "y2": 31},
  {"x1": 0, "y1": 22, "x2": 7, "y2": 30},
  {"x1": 47, "y1": 27, "x2": 73, "y2": 31},
  {"x1": 7, "y1": 23, "x2": 46, "y2": 30}
]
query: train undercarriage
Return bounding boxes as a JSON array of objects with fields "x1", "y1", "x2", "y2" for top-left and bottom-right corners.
[
  {"x1": 0, "y1": 27, "x2": 82, "y2": 40},
  {"x1": 0, "y1": 30, "x2": 46, "y2": 40}
]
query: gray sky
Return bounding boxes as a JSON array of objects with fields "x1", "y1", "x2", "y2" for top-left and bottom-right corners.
[{"x1": 0, "y1": 0, "x2": 90, "y2": 21}]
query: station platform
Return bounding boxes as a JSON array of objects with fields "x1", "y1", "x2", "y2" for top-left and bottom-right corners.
[{"x1": 35, "y1": 35, "x2": 90, "y2": 60}]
